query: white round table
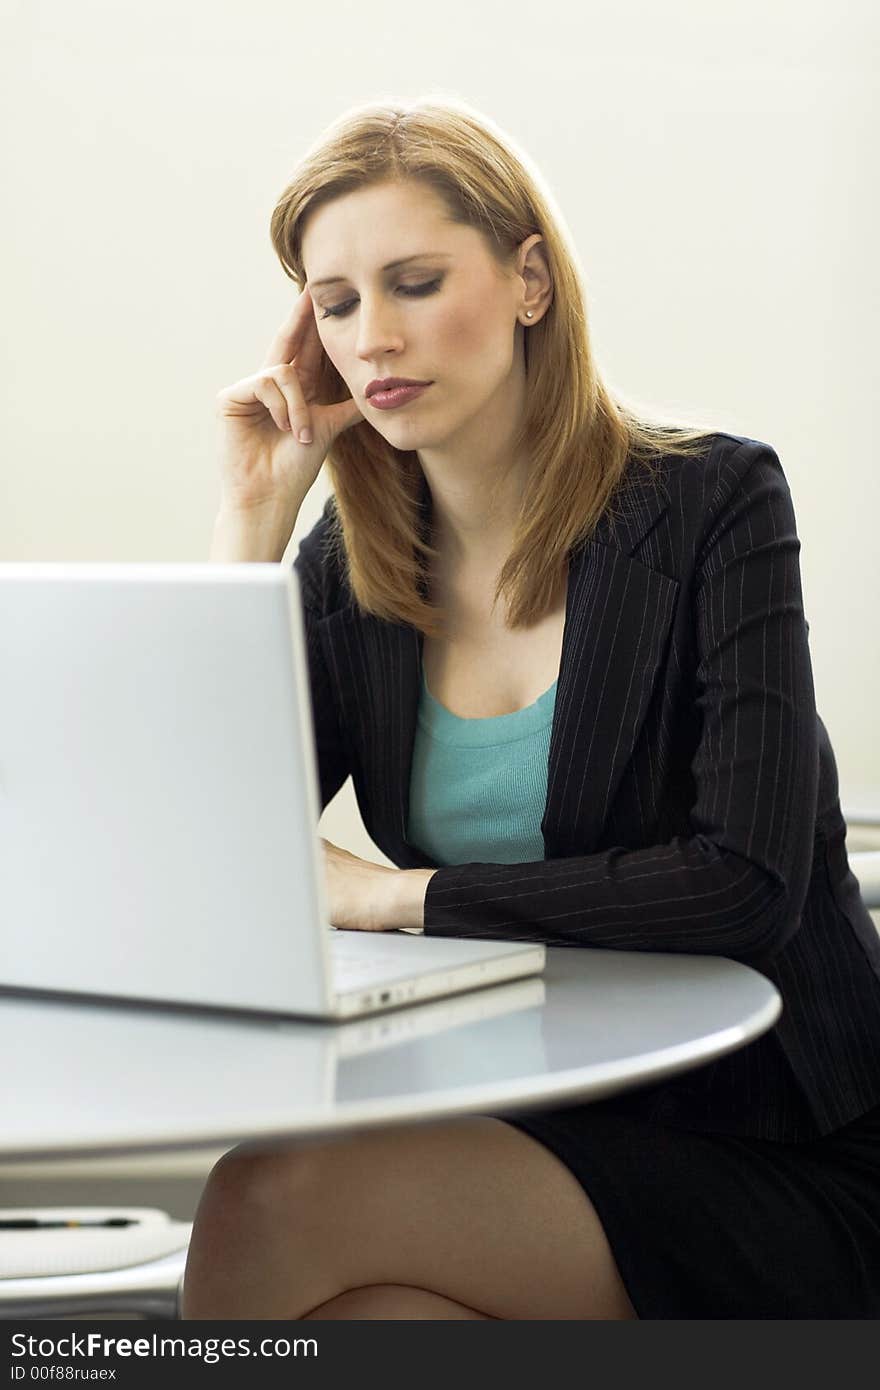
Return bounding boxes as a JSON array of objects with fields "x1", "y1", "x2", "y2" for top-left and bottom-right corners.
[{"x1": 0, "y1": 947, "x2": 780, "y2": 1162}]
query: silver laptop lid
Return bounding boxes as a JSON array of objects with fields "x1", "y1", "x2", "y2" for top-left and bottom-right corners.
[{"x1": 0, "y1": 563, "x2": 337, "y2": 1016}]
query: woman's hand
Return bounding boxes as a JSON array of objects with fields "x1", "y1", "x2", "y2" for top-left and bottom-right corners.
[
  {"x1": 320, "y1": 838, "x2": 436, "y2": 931},
  {"x1": 215, "y1": 286, "x2": 365, "y2": 517}
]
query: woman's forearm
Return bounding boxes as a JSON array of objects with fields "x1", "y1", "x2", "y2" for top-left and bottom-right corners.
[
  {"x1": 209, "y1": 496, "x2": 305, "y2": 562},
  {"x1": 388, "y1": 868, "x2": 439, "y2": 930}
]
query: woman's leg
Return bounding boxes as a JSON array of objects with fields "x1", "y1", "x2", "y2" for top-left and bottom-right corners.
[
  {"x1": 181, "y1": 1115, "x2": 638, "y2": 1321},
  {"x1": 303, "y1": 1284, "x2": 494, "y2": 1318}
]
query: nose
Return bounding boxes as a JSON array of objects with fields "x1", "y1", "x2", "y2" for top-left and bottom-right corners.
[{"x1": 354, "y1": 293, "x2": 406, "y2": 365}]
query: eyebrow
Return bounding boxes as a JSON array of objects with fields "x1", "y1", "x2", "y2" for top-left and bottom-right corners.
[{"x1": 309, "y1": 252, "x2": 453, "y2": 289}]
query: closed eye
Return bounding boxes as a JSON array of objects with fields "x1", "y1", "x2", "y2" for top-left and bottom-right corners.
[{"x1": 319, "y1": 278, "x2": 443, "y2": 320}]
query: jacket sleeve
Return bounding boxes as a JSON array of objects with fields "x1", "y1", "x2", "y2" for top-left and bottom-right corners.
[
  {"x1": 293, "y1": 506, "x2": 351, "y2": 814},
  {"x1": 422, "y1": 443, "x2": 821, "y2": 965}
]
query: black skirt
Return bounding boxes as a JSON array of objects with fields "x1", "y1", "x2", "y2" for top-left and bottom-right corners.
[{"x1": 493, "y1": 1094, "x2": 880, "y2": 1318}]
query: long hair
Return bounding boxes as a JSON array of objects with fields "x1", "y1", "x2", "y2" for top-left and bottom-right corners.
[{"x1": 270, "y1": 94, "x2": 719, "y2": 640}]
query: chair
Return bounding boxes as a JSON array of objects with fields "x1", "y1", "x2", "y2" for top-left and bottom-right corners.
[
  {"x1": 0, "y1": 1207, "x2": 190, "y2": 1319},
  {"x1": 840, "y1": 805, "x2": 880, "y2": 912},
  {"x1": 849, "y1": 850, "x2": 880, "y2": 910}
]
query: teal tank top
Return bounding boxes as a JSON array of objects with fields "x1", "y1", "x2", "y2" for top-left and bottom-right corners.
[{"x1": 406, "y1": 656, "x2": 558, "y2": 866}]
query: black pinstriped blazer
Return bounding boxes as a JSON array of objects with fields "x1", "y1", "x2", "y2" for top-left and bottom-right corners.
[{"x1": 293, "y1": 431, "x2": 880, "y2": 1142}]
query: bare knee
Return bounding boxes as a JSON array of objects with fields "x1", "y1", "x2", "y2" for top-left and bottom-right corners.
[
  {"x1": 194, "y1": 1144, "x2": 317, "y2": 1233},
  {"x1": 183, "y1": 1145, "x2": 330, "y2": 1319}
]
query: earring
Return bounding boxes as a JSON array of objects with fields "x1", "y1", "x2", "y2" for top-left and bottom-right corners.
[{"x1": 525, "y1": 311, "x2": 533, "y2": 319}]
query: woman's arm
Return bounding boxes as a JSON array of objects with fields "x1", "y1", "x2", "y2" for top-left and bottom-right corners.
[{"x1": 422, "y1": 444, "x2": 820, "y2": 966}]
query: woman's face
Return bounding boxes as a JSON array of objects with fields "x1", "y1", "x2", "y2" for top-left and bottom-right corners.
[{"x1": 301, "y1": 179, "x2": 527, "y2": 449}]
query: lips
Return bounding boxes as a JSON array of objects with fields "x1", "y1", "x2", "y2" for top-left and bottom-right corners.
[
  {"x1": 365, "y1": 377, "x2": 431, "y2": 398},
  {"x1": 367, "y1": 383, "x2": 432, "y2": 410}
]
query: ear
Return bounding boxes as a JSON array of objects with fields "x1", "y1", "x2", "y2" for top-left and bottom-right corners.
[{"x1": 518, "y1": 234, "x2": 553, "y2": 320}]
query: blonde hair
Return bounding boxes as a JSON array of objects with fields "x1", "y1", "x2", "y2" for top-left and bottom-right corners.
[{"x1": 270, "y1": 93, "x2": 718, "y2": 640}]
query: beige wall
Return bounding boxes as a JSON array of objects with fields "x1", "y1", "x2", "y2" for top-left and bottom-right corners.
[{"x1": 2, "y1": 0, "x2": 878, "y2": 877}]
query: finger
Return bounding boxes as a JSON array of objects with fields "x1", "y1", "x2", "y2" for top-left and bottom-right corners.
[
  {"x1": 289, "y1": 292, "x2": 328, "y2": 375},
  {"x1": 324, "y1": 395, "x2": 365, "y2": 435},
  {"x1": 261, "y1": 286, "x2": 315, "y2": 371},
  {"x1": 251, "y1": 375, "x2": 292, "y2": 432},
  {"x1": 269, "y1": 364, "x2": 313, "y2": 441}
]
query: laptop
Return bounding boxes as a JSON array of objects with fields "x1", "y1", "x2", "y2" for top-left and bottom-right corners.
[{"x1": 0, "y1": 563, "x2": 545, "y2": 1019}]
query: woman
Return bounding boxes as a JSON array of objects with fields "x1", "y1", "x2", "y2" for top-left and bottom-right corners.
[{"x1": 183, "y1": 97, "x2": 880, "y2": 1319}]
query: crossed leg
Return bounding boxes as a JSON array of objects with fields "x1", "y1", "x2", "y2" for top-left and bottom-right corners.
[
  {"x1": 304, "y1": 1283, "x2": 495, "y2": 1318},
  {"x1": 181, "y1": 1115, "x2": 638, "y2": 1320}
]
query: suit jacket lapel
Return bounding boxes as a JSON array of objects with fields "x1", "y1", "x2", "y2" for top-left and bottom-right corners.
[
  {"x1": 318, "y1": 607, "x2": 431, "y2": 868},
  {"x1": 319, "y1": 465, "x2": 679, "y2": 866}
]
